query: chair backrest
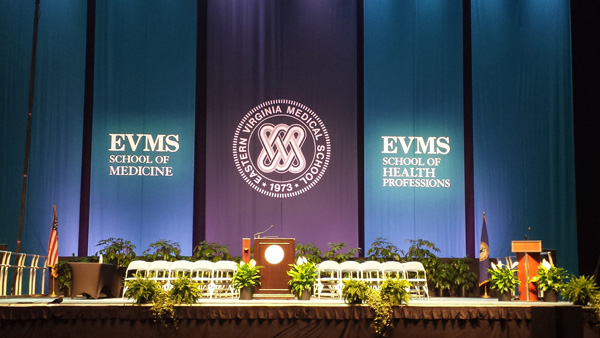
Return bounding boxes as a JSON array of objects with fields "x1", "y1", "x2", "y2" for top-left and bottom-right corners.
[
  {"x1": 360, "y1": 260, "x2": 382, "y2": 272},
  {"x1": 170, "y1": 260, "x2": 193, "y2": 277},
  {"x1": 212, "y1": 260, "x2": 237, "y2": 279},
  {"x1": 403, "y1": 261, "x2": 426, "y2": 278},
  {"x1": 339, "y1": 260, "x2": 361, "y2": 279},
  {"x1": 381, "y1": 261, "x2": 404, "y2": 278},
  {"x1": 125, "y1": 260, "x2": 149, "y2": 278},
  {"x1": 192, "y1": 260, "x2": 214, "y2": 279},
  {"x1": 148, "y1": 260, "x2": 171, "y2": 278}
]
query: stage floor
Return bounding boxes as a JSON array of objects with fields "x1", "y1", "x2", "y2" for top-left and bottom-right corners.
[
  {"x1": 0, "y1": 295, "x2": 578, "y2": 307},
  {"x1": 1, "y1": 296, "x2": 599, "y2": 338}
]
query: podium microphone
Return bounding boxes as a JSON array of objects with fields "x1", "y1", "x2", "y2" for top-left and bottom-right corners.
[
  {"x1": 524, "y1": 227, "x2": 531, "y2": 240},
  {"x1": 254, "y1": 224, "x2": 274, "y2": 239}
]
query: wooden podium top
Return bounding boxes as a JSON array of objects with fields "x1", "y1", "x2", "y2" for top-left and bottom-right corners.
[{"x1": 511, "y1": 240, "x2": 542, "y2": 253}]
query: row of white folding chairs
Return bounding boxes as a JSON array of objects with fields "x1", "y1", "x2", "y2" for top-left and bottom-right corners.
[
  {"x1": 123, "y1": 260, "x2": 238, "y2": 299},
  {"x1": 315, "y1": 260, "x2": 429, "y2": 299}
]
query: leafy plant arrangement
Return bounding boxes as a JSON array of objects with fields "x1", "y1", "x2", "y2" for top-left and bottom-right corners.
[
  {"x1": 231, "y1": 259, "x2": 263, "y2": 290},
  {"x1": 287, "y1": 256, "x2": 317, "y2": 298},
  {"x1": 143, "y1": 239, "x2": 181, "y2": 262},
  {"x1": 323, "y1": 242, "x2": 361, "y2": 263},
  {"x1": 365, "y1": 288, "x2": 392, "y2": 337},
  {"x1": 96, "y1": 237, "x2": 137, "y2": 267},
  {"x1": 192, "y1": 241, "x2": 232, "y2": 262},
  {"x1": 426, "y1": 257, "x2": 452, "y2": 295},
  {"x1": 170, "y1": 275, "x2": 202, "y2": 304},
  {"x1": 450, "y1": 257, "x2": 478, "y2": 296},
  {"x1": 561, "y1": 275, "x2": 600, "y2": 306},
  {"x1": 367, "y1": 237, "x2": 403, "y2": 262},
  {"x1": 151, "y1": 288, "x2": 177, "y2": 328},
  {"x1": 489, "y1": 259, "x2": 520, "y2": 299},
  {"x1": 531, "y1": 259, "x2": 568, "y2": 293},
  {"x1": 403, "y1": 239, "x2": 440, "y2": 262},
  {"x1": 379, "y1": 278, "x2": 411, "y2": 305},
  {"x1": 341, "y1": 279, "x2": 370, "y2": 304},
  {"x1": 124, "y1": 272, "x2": 162, "y2": 304},
  {"x1": 295, "y1": 242, "x2": 323, "y2": 263}
]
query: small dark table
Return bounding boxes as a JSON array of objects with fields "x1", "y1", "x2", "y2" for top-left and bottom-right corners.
[{"x1": 68, "y1": 262, "x2": 120, "y2": 299}]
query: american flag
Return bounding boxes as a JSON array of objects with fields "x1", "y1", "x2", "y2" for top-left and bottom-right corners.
[{"x1": 47, "y1": 205, "x2": 58, "y2": 278}]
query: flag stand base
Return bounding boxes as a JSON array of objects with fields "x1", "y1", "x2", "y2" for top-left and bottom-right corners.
[
  {"x1": 49, "y1": 275, "x2": 57, "y2": 298},
  {"x1": 481, "y1": 283, "x2": 491, "y2": 299}
]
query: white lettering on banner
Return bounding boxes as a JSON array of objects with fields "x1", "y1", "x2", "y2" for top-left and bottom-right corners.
[
  {"x1": 380, "y1": 135, "x2": 451, "y2": 188},
  {"x1": 107, "y1": 133, "x2": 180, "y2": 177}
]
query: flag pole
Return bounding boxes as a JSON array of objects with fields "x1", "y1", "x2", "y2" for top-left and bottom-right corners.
[{"x1": 49, "y1": 270, "x2": 57, "y2": 298}]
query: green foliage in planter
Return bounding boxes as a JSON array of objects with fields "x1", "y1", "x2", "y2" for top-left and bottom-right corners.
[
  {"x1": 95, "y1": 237, "x2": 136, "y2": 267},
  {"x1": 192, "y1": 241, "x2": 232, "y2": 262},
  {"x1": 341, "y1": 279, "x2": 369, "y2": 304},
  {"x1": 287, "y1": 256, "x2": 317, "y2": 298},
  {"x1": 124, "y1": 272, "x2": 162, "y2": 304},
  {"x1": 151, "y1": 288, "x2": 177, "y2": 328},
  {"x1": 489, "y1": 259, "x2": 520, "y2": 294},
  {"x1": 323, "y1": 242, "x2": 361, "y2": 263},
  {"x1": 367, "y1": 237, "x2": 403, "y2": 262},
  {"x1": 450, "y1": 257, "x2": 478, "y2": 292},
  {"x1": 143, "y1": 239, "x2": 181, "y2": 262},
  {"x1": 170, "y1": 275, "x2": 202, "y2": 305},
  {"x1": 380, "y1": 278, "x2": 411, "y2": 305},
  {"x1": 426, "y1": 257, "x2": 452, "y2": 292},
  {"x1": 404, "y1": 239, "x2": 440, "y2": 262},
  {"x1": 231, "y1": 259, "x2": 263, "y2": 290},
  {"x1": 295, "y1": 242, "x2": 323, "y2": 263},
  {"x1": 561, "y1": 275, "x2": 600, "y2": 305},
  {"x1": 531, "y1": 259, "x2": 568, "y2": 292},
  {"x1": 56, "y1": 260, "x2": 72, "y2": 290},
  {"x1": 366, "y1": 288, "x2": 392, "y2": 337}
]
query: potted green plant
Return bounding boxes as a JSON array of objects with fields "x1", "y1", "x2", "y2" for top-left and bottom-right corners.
[
  {"x1": 323, "y1": 242, "x2": 361, "y2": 263},
  {"x1": 287, "y1": 256, "x2": 317, "y2": 300},
  {"x1": 450, "y1": 257, "x2": 478, "y2": 297},
  {"x1": 341, "y1": 279, "x2": 369, "y2": 304},
  {"x1": 192, "y1": 241, "x2": 232, "y2": 262},
  {"x1": 95, "y1": 237, "x2": 137, "y2": 268},
  {"x1": 231, "y1": 259, "x2": 263, "y2": 300},
  {"x1": 124, "y1": 272, "x2": 162, "y2": 304},
  {"x1": 143, "y1": 239, "x2": 181, "y2": 262},
  {"x1": 489, "y1": 259, "x2": 520, "y2": 301},
  {"x1": 379, "y1": 277, "x2": 411, "y2": 305},
  {"x1": 530, "y1": 259, "x2": 568, "y2": 302},
  {"x1": 562, "y1": 275, "x2": 600, "y2": 306},
  {"x1": 170, "y1": 275, "x2": 202, "y2": 304},
  {"x1": 427, "y1": 257, "x2": 452, "y2": 296},
  {"x1": 367, "y1": 237, "x2": 403, "y2": 262},
  {"x1": 295, "y1": 242, "x2": 323, "y2": 264}
]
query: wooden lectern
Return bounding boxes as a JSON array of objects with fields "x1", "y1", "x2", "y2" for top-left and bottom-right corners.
[
  {"x1": 254, "y1": 238, "x2": 295, "y2": 294},
  {"x1": 511, "y1": 240, "x2": 542, "y2": 301}
]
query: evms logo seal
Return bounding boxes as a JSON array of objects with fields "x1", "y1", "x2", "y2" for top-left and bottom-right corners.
[{"x1": 233, "y1": 99, "x2": 331, "y2": 198}]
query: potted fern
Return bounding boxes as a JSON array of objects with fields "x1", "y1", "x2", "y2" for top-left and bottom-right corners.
[
  {"x1": 562, "y1": 275, "x2": 600, "y2": 306},
  {"x1": 531, "y1": 259, "x2": 568, "y2": 302},
  {"x1": 170, "y1": 275, "x2": 202, "y2": 304},
  {"x1": 489, "y1": 259, "x2": 520, "y2": 301},
  {"x1": 124, "y1": 272, "x2": 162, "y2": 304},
  {"x1": 232, "y1": 259, "x2": 263, "y2": 300},
  {"x1": 287, "y1": 256, "x2": 317, "y2": 300}
]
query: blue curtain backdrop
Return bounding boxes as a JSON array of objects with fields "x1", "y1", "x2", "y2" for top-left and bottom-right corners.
[
  {"x1": 205, "y1": 0, "x2": 359, "y2": 255},
  {"x1": 88, "y1": 1, "x2": 197, "y2": 255},
  {"x1": 472, "y1": 0, "x2": 577, "y2": 274},
  {"x1": 364, "y1": 0, "x2": 466, "y2": 257},
  {"x1": 0, "y1": 1, "x2": 85, "y2": 255}
]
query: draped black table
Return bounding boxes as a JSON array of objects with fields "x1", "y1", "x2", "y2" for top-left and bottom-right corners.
[{"x1": 68, "y1": 262, "x2": 121, "y2": 299}]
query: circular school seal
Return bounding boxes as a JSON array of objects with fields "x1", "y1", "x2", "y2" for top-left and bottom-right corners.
[{"x1": 232, "y1": 99, "x2": 331, "y2": 198}]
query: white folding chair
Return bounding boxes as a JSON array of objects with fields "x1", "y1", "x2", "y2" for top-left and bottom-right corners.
[
  {"x1": 192, "y1": 260, "x2": 215, "y2": 298},
  {"x1": 169, "y1": 260, "x2": 193, "y2": 288},
  {"x1": 148, "y1": 260, "x2": 172, "y2": 291},
  {"x1": 382, "y1": 261, "x2": 405, "y2": 279},
  {"x1": 212, "y1": 260, "x2": 237, "y2": 298},
  {"x1": 340, "y1": 261, "x2": 362, "y2": 281},
  {"x1": 360, "y1": 260, "x2": 383, "y2": 289},
  {"x1": 316, "y1": 260, "x2": 342, "y2": 299},
  {"x1": 122, "y1": 260, "x2": 149, "y2": 296},
  {"x1": 403, "y1": 261, "x2": 429, "y2": 298}
]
